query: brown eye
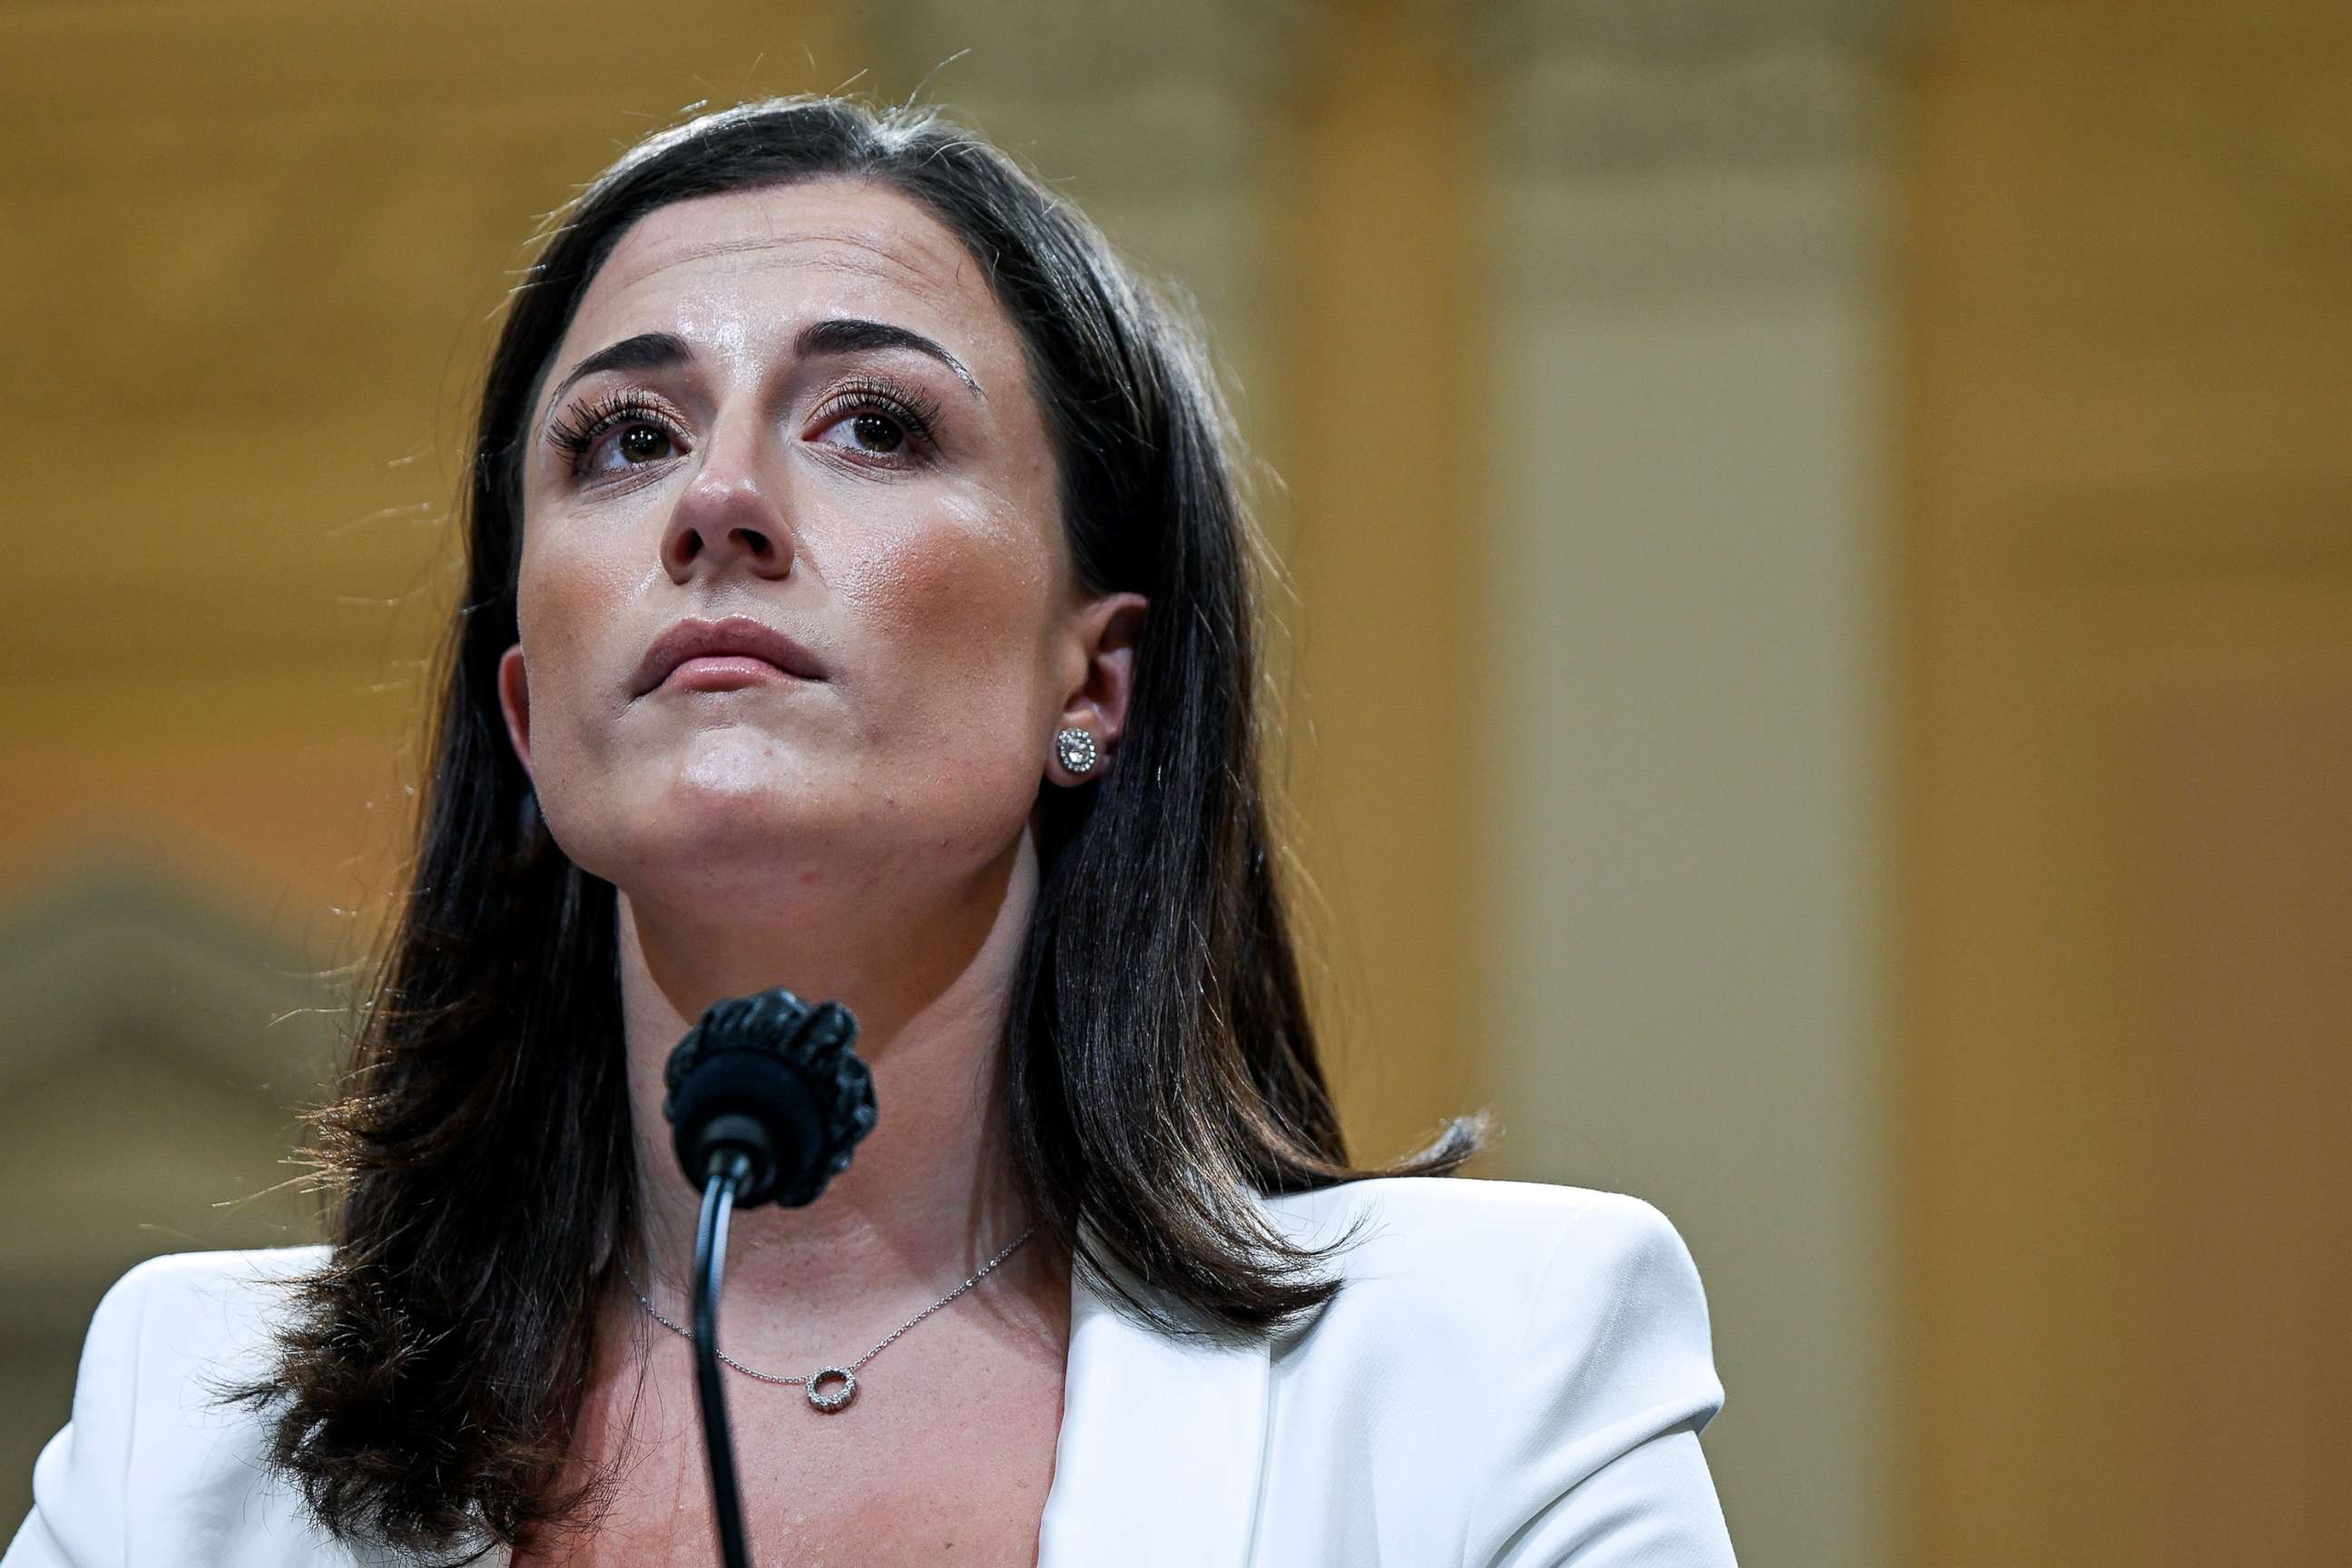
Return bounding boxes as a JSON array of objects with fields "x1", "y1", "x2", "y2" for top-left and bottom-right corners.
[
  {"x1": 617, "y1": 425, "x2": 671, "y2": 464},
  {"x1": 807, "y1": 377, "x2": 936, "y2": 465},
  {"x1": 849, "y1": 413, "x2": 905, "y2": 454},
  {"x1": 546, "y1": 392, "x2": 689, "y2": 480}
]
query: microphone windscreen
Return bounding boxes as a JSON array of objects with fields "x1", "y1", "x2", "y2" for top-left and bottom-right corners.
[{"x1": 662, "y1": 987, "x2": 876, "y2": 1209}]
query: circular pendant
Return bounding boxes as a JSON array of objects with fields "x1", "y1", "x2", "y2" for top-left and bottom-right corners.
[{"x1": 806, "y1": 1366, "x2": 857, "y2": 1413}]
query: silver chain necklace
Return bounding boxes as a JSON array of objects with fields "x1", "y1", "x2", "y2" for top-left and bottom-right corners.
[{"x1": 623, "y1": 1225, "x2": 1035, "y2": 1414}]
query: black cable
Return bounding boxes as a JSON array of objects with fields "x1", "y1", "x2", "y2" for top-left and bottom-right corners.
[{"x1": 691, "y1": 1147, "x2": 756, "y2": 1568}]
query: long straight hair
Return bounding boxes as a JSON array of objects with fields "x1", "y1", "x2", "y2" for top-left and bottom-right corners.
[{"x1": 237, "y1": 97, "x2": 1481, "y2": 1557}]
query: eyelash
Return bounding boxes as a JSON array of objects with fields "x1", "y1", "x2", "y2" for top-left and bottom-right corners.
[
  {"x1": 544, "y1": 376, "x2": 946, "y2": 479},
  {"x1": 545, "y1": 390, "x2": 681, "y2": 474},
  {"x1": 811, "y1": 375, "x2": 944, "y2": 458}
]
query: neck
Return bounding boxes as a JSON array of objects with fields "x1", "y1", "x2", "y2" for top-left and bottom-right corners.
[{"x1": 615, "y1": 827, "x2": 1044, "y2": 1322}]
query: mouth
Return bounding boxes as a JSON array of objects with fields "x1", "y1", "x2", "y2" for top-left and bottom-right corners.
[{"x1": 632, "y1": 614, "x2": 827, "y2": 698}]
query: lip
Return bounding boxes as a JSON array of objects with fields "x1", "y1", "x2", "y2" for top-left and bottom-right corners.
[{"x1": 632, "y1": 614, "x2": 826, "y2": 697}]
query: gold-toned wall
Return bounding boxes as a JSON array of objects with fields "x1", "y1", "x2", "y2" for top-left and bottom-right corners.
[
  {"x1": 1268, "y1": 0, "x2": 1488, "y2": 1163},
  {"x1": 1894, "y1": 3, "x2": 2352, "y2": 1563}
]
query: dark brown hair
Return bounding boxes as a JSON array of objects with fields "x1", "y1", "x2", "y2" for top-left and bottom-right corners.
[{"x1": 234, "y1": 96, "x2": 1480, "y2": 1559}]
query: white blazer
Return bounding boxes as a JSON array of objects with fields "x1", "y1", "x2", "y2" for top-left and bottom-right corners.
[{"x1": 5, "y1": 1178, "x2": 1737, "y2": 1566}]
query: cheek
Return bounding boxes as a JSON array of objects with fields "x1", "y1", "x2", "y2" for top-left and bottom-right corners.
[
  {"x1": 830, "y1": 501, "x2": 1065, "y2": 769},
  {"x1": 837, "y1": 500, "x2": 1059, "y2": 691},
  {"x1": 514, "y1": 525, "x2": 641, "y2": 762}
]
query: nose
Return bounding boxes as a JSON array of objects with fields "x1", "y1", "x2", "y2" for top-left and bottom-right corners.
[{"x1": 660, "y1": 421, "x2": 795, "y2": 583}]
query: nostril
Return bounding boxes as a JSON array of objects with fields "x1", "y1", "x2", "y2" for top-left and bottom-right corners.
[{"x1": 662, "y1": 506, "x2": 788, "y2": 578}]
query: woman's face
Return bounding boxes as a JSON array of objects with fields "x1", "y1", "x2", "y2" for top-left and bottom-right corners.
[{"x1": 496, "y1": 179, "x2": 1137, "y2": 914}]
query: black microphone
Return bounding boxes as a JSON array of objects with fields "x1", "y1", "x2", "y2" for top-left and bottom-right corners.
[
  {"x1": 662, "y1": 986, "x2": 877, "y2": 1568},
  {"x1": 664, "y1": 987, "x2": 877, "y2": 1210}
]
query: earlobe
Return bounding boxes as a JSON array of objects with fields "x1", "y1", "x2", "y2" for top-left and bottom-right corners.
[
  {"x1": 1053, "y1": 726, "x2": 1101, "y2": 778},
  {"x1": 495, "y1": 643, "x2": 535, "y2": 780}
]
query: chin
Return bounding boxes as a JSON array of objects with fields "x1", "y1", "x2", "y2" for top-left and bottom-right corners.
[
  {"x1": 537, "y1": 765, "x2": 819, "y2": 897},
  {"x1": 615, "y1": 792, "x2": 841, "y2": 900}
]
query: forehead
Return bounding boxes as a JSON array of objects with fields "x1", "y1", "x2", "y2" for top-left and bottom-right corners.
[{"x1": 559, "y1": 179, "x2": 1006, "y2": 366}]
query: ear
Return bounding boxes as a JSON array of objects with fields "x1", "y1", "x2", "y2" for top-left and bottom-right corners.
[
  {"x1": 1048, "y1": 592, "x2": 1147, "y2": 786},
  {"x1": 495, "y1": 642, "x2": 535, "y2": 782}
]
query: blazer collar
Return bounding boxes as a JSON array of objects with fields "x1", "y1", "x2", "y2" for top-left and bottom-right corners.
[{"x1": 1034, "y1": 1248, "x2": 1273, "y2": 1567}]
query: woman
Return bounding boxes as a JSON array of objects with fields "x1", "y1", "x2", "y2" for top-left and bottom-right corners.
[{"x1": 5, "y1": 98, "x2": 1735, "y2": 1567}]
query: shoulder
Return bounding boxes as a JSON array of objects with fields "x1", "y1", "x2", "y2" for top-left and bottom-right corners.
[
  {"x1": 91, "y1": 1244, "x2": 325, "y2": 1356},
  {"x1": 9, "y1": 1247, "x2": 339, "y2": 1568},
  {"x1": 1263, "y1": 1175, "x2": 1713, "y2": 1346},
  {"x1": 65, "y1": 1245, "x2": 326, "y2": 1415},
  {"x1": 1251, "y1": 1179, "x2": 1735, "y2": 1564},
  {"x1": 1264, "y1": 1171, "x2": 1667, "y2": 1250}
]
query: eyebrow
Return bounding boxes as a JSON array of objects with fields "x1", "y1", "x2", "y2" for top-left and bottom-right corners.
[
  {"x1": 541, "y1": 318, "x2": 985, "y2": 419},
  {"x1": 541, "y1": 331, "x2": 691, "y2": 417},
  {"x1": 796, "y1": 318, "x2": 985, "y2": 401}
]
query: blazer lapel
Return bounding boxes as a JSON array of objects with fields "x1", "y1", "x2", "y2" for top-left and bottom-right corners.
[{"x1": 1035, "y1": 1257, "x2": 1271, "y2": 1567}]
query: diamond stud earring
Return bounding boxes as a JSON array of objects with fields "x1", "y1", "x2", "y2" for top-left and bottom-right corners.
[{"x1": 1054, "y1": 726, "x2": 1100, "y2": 777}]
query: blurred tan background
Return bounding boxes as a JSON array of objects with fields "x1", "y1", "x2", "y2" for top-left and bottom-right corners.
[{"x1": 5, "y1": 1, "x2": 2349, "y2": 1563}]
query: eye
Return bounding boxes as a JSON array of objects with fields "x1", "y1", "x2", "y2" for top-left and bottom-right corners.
[
  {"x1": 840, "y1": 412, "x2": 906, "y2": 455},
  {"x1": 545, "y1": 391, "x2": 689, "y2": 481},
  {"x1": 614, "y1": 424, "x2": 673, "y2": 465},
  {"x1": 809, "y1": 375, "x2": 942, "y2": 466}
]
